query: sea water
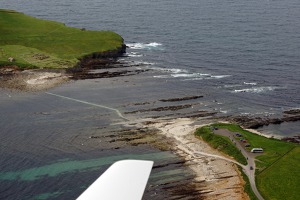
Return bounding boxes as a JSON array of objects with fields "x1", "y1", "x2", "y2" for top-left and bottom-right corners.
[
  {"x1": 0, "y1": 0, "x2": 300, "y2": 199},
  {"x1": 1, "y1": 0, "x2": 299, "y2": 115}
]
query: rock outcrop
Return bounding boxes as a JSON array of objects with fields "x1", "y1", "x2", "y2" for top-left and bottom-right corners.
[
  {"x1": 228, "y1": 109, "x2": 300, "y2": 129},
  {"x1": 78, "y1": 44, "x2": 126, "y2": 68}
]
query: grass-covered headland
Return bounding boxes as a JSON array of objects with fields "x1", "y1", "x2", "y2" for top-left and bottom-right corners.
[
  {"x1": 0, "y1": 9, "x2": 125, "y2": 69},
  {"x1": 195, "y1": 126, "x2": 247, "y2": 165},
  {"x1": 196, "y1": 123, "x2": 299, "y2": 200}
]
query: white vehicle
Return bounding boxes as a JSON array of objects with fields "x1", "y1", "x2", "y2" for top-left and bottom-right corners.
[
  {"x1": 77, "y1": 160, "x2": 153, "y2": 200},
  {"x1": 251, "y1": 148, "x2": 263, "y2": 153}
]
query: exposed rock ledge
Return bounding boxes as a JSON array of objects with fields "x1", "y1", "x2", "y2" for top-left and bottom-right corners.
[
  {"x1": 227, "y1": 109, "x2": 300, "y2": 129},
  {"x1": 78, "y1": 44, "x2": 126, "y2": 68}
]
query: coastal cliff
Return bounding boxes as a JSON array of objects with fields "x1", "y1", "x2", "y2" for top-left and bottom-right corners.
[{"x1": 78, "y1": 44, "x2": 126, "y2": 68}]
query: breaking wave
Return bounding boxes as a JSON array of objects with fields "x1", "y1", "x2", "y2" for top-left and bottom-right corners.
[
  {"x1": 208, "y1": 75, "x2": 232, "y2": 79},
  {"x1": 232, "y1": 86, "x2": 280, "y2": 93},
  {"x1": 244, "y1": 82, "x2": 257, "y2": 85},
  {"x1": 178, "y1": 73, "x2": 231, "y2": 80},
  {"x1": 127, "y1": 42, "x2": 163, "y2": 50},
  {"x1": 153, "y1": 72, "x2": 231, "y2": 80},
  {"x1": 131, "y1": 61, "x2": 155, "y2": 66},
  {"x1": 127, "y1": 52, "x2": 143, "y2": 57},
  {"x1": 172, "y1": 73, "x2": 206, "y2": 78}
]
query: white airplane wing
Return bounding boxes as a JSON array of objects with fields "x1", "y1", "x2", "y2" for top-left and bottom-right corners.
[{"x1": 77, "y1": 160, "x2": 154, "y2": 200}]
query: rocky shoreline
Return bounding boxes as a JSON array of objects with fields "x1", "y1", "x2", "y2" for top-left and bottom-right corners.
[
  {"x1": 0, "y1": 45, "x2": 128, "y2": 91},
  {"x1": 224, "y1": 109, "x2": 300, "y2": 143},
  {"x1": 1, "y1": 42, "x2": 299, "y2": 199},
  {"x1": 227, "y1": 111, "x2": 300, "y2": 129}
]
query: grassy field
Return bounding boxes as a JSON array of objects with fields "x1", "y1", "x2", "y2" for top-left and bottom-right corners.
[
  {"x1": 0, "y1": 9, "x2": 124, "y2": 68},
  {"x1": 195, "y1": 126, "x2": 247, "y2": 165},
  {"x1": 212, "y1": 123, "x2": 297, "y2": 173},
  {"x1": 257, "y1": 147, "x2": 300, "y2": 200},
  {"x1": 197, "y1": 123, "x2": 299, "y2": 200}
]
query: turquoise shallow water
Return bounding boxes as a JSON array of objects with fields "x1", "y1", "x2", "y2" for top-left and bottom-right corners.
[
  {"x1": 0, "y1": 91, "x2": 192, "y2": 199},
  {"x1": 0, "y1": 152, "x2": 176, "y2": 181},
  {"x1": 0, "y1": 151, "x2": 185, "y2": 199}
]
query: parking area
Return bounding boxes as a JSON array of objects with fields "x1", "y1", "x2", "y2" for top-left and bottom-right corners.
[{"x1": 212, "y1": 128, "x2": 262, "y2": 160}]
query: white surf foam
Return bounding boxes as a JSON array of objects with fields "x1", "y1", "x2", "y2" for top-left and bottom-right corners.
[
  {"x1": 232, "y1": 86, "x2": 279, "y2": 93},
  {"x1": 171, "y1": 73, "x2": 202, "y2": 78},
  {"x1": 183, "y1": 78, "x2": 204, "y2": 81},
  {"x1": 220, "y1": 110, "x2": 228, "y2": 114},
  {"x1": 127, "y1": 42, "x2": 163, "y2": 50},
  {"x1": 153, "y1": 71, "x2": 232, "y2": 81},
  {"x1": 209, "y1": 75, "x2": 231, "y2": 79},
  {"x1": 183, "y1": 74, "x2": 231, "y2": 81},
  {"x1": 153, "y1": 75, "x2": 171, "y2": 78},
  {"x1": 223, "y1": 84, "x2": 243, "y2": 88},
  {"x1": 174, "y1": 73, "x2": 214, "y2": 78},
  {"x1": 127, "y1": 52, "x2": 143, "y2": 57},
  {"x1": 244, "y1": 82, "x2": 257, "y2": 85},
  {"x1": 131, "y1": 61, "x2": 155, "y2": 66}
]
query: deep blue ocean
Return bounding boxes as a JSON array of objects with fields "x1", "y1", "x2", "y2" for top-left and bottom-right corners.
[{"x1": 0, "y1": 0, "x2": 299, "y2": 199}]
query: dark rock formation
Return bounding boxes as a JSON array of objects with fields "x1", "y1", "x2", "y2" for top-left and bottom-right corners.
[
  {"x1": 65, "y1": 44, "x2": 147, "y2": 80},
  {"x1": 228, "y1": 116, "x2": 282, "y2": 129},
  {"x1": 281, "y1": 136, "x2": 300, "y2": 144},
  {"x1": 159, "y1": 95, "x2": 204, "y2": 102},
  {"x1": 284, "y1": 109, "x2": 300, "y2": 115},
  {"x1": 78, "y1": 44, "x2": 126, "y2": 68},
  {"x1": 228, "y1": 109, "x2": 300, "y2": 129},
  {"x1": 0, "y1": 66, "x2": 21, "y2": 77},
  {"x1": 124, "y1": 104, "x2": 196, "y2": 114}
]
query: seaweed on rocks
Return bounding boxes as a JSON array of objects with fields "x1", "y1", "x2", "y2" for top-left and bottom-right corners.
[
  {"x1": 284, "y1": 109, "x2": 300, "y2": 115},
  {"x1": 159, "y1": 95, "x2": 204, "y2": 102},
  {"x1": 124, "y1": 104, "x2": 197, "y2": 114},
  {"x1": 228, "y1": 109, "x2": 300, "y2": 129}
]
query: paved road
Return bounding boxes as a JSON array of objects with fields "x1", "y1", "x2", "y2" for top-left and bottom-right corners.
[{"x1": 213, "y1": 129, "x2": 264, "y2": 200}]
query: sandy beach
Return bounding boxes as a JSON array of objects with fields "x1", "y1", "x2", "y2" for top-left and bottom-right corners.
[
  {"x1": 144, "y1": 118, "x2": 250, "y2": 200},
  {"x1": 0, "y1": 68, "x2": 69, "y2": 91}
]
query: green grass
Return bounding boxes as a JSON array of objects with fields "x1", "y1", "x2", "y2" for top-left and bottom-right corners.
[
  {"x1": 195, "y1": 126, "x2": 247, "y2": 165},
  {"x1": 0, "y1": 45, "x2": 77, "y2": 68},
  {"x1": 0, "y1": 9, "x2": 124, "y2": 68},
  {"x1": 201, "y1": 123, "x2": 300, "y2": 200},
  {"x1": 212, "y1": 123, "x2": 297, "y2": 173},
  {"x1": 257, "y1": 147, "x2": 300, "y2": 200}
]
